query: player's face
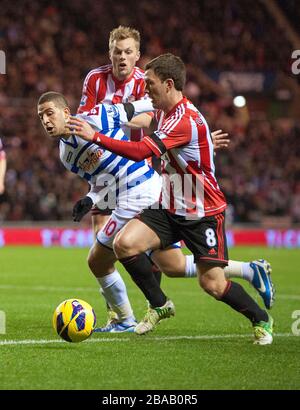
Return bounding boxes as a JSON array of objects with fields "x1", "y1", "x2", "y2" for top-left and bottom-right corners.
[
  {"x1": 109, "y1": 38, "x2": 140, "y2": 81},
  {"x1": 38, "y1": 101, "x2": 70, "y2": 138},
  {"x1": 145, "y1": 69, "x2": 168, "y2": 110}
]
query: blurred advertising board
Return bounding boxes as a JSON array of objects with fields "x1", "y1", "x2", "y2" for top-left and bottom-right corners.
[{"x1": 1, "y1": 228, "x2": 300, "y2": 248}]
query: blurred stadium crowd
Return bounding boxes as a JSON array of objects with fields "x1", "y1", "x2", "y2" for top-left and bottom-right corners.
[{"x1": 0, "y1": 0, "x2": 299, "y2": 224}]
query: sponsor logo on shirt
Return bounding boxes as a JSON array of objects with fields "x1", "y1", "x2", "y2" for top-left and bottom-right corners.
[{"x1": 79, "y1": 149, "x2": 103, "y2": 171}]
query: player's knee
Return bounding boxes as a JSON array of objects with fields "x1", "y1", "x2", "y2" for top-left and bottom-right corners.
[
  {"x1": 87, "y1": 246, "x2": 105, "y2": 275},
  {"x1": 113, "y1": 231, "x2": 138, "y2": 258},
  {"x1": 87, "y1": 247, "x2": 114, "y2": 276},
  {"x1": 87, "y1": 247, "x2": 98, "y2": 273},
  {"x1": 113, "y1": 234, "x2": 132, "y2": 258},
  {"x1": 199, "y1": 275, "x2": 224, "y2": 299}
]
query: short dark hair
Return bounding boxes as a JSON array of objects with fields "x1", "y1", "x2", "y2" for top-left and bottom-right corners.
[
  {"x1": 38, "y1": 91, "x2": 68, "y2": 108},
  {"x1": 145, "y1": 53, "x2": 186, "y2": 91}
]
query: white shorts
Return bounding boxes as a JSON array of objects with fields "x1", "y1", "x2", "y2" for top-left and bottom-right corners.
[{"x1": 96, "y1": 172, "x2": 161, "y2": 249}]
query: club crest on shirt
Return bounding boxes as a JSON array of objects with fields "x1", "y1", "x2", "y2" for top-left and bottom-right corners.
[
  {"x1": 105, "y1": 105, "x2": 119, "y2": 117},
  {"x1": 195, "y1": 115, "x2": 203, "y2": 126}
]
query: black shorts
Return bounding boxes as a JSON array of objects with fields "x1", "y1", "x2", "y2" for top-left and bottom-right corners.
[{"x1": 137, "y1": 207, "x2": 228, "y2": 266}]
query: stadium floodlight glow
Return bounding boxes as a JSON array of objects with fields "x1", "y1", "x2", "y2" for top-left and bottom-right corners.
[{"x1": 233, "y1": 95, "x2": 246, "y2": 108}]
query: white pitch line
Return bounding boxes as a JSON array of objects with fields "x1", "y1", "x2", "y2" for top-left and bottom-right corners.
[
  {"x1": 0, "y1": 284, "x2": 97, "y2": 293},
  {"x1": 0, "y1": 333, "x2": 294, "y2": 346},
  {"x1": 0, "y1": 284, "x2": 299, "y2": 300},
  {"x1": 276, "y1": 295, "x2": 300, "y2": 301},
  {"x1": 0, "y1": 338, "x2": 130, "y2": 346}
]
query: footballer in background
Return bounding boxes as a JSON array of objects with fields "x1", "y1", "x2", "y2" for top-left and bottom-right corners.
[{"x1": 77, "y1": 26, "x2": 146, "y2": 235}]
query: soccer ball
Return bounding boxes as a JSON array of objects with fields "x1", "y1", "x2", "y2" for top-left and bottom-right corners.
[{"x1": 53, "y1": 298, "x2": 96, "y2": 343}]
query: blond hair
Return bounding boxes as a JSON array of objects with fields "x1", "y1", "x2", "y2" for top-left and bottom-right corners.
[{"x1": 109, "y1": 26, "x2": 141, "y2": 51}]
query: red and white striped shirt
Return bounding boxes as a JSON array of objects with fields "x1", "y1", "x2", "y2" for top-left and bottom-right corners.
[
  {"x1": 144, "y1": 97, "x2": 227, "y2": 218},
  {"x1": 78, "y1": 64, "x2": 146, "y2": 141}
]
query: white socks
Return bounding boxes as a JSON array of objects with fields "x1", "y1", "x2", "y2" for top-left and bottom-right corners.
[
  {"x1": 96, "y1": 270, "x2": 135, "y2": 323},
  {"x1": 184, "y1": 255, "x2": 253, "y2": 283},
  {"x1": 185, "y1": 254, "x2": 197, "y2": 277},
  {"x1": 224, "y1": 261, "x2": 254, "y2": 282}
]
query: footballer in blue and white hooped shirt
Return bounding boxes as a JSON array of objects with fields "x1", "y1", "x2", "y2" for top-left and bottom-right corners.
[{"x1": 38, "y1": 91, "x2": 160, "y2": 248}]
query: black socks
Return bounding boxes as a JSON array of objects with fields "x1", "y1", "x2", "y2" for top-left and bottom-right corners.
[
  {"x1": 221, "y1": 281, "x2": 268, "y2": 323},
  {"x1": 120, "y1": 253, "x2": 167, "y2": 308}
]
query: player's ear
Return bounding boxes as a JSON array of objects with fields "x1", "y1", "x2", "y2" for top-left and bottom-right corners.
[
  {"x1": 165, "y1": 78, "x2": 174, "y2": 91},
  {"x1": 63, "y1": 106, "x2": 71, "y2": 120},
  {"x1": 135, "y1": 50, "x2": 141, "y2": 62}
]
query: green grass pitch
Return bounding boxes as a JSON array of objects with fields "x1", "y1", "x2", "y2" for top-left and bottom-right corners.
[{"x1": 0, "y1": 246, "x2": 299, "y2": 390}]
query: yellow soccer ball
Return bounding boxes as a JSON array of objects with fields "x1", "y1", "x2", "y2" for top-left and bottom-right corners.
[{"x1": 53, "y1": 298, "x2": 96, "y2": 343}]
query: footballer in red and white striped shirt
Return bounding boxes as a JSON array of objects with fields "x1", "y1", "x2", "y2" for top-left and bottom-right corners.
[
  {"x1": 77, "y1": 26, "x2": 147, "y2": 142},
  {"x1": 77, "y1": 26, "x2": 152, "y2": 228},
  {"x1": 143, "y1": 99, "x2": 227, "y2": 218},
  {"x1": 78, "y1": 65, "x2": 145, "y2": 113},
  {"x1": 68, "y1": 54, "x2": 275, "y2": 336}
]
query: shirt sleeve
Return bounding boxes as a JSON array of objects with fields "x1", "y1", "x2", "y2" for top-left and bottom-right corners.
[
  {"x1": 80, "y1": 103, "x2": 129, "y2": 131},
  {"x1": 143, "y1": 119, "x2": 191, "y2": 157},
  {"x1": 130, "y1": 99, "x2": 154, "y2": 116},
  {"x1": 77, "y1": 72, "x2": 98, "y2": 114},
  {"x1": 86, "y1": 184, "x2": 109, "y2": 204}
]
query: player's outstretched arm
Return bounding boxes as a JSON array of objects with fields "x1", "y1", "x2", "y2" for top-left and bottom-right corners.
[
  {"x1": 211, "y1": 129, "x2": 230, "y2": 150},
  {"x1": 127, "y1": 113, "x2": 152, "y2": 130}
]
